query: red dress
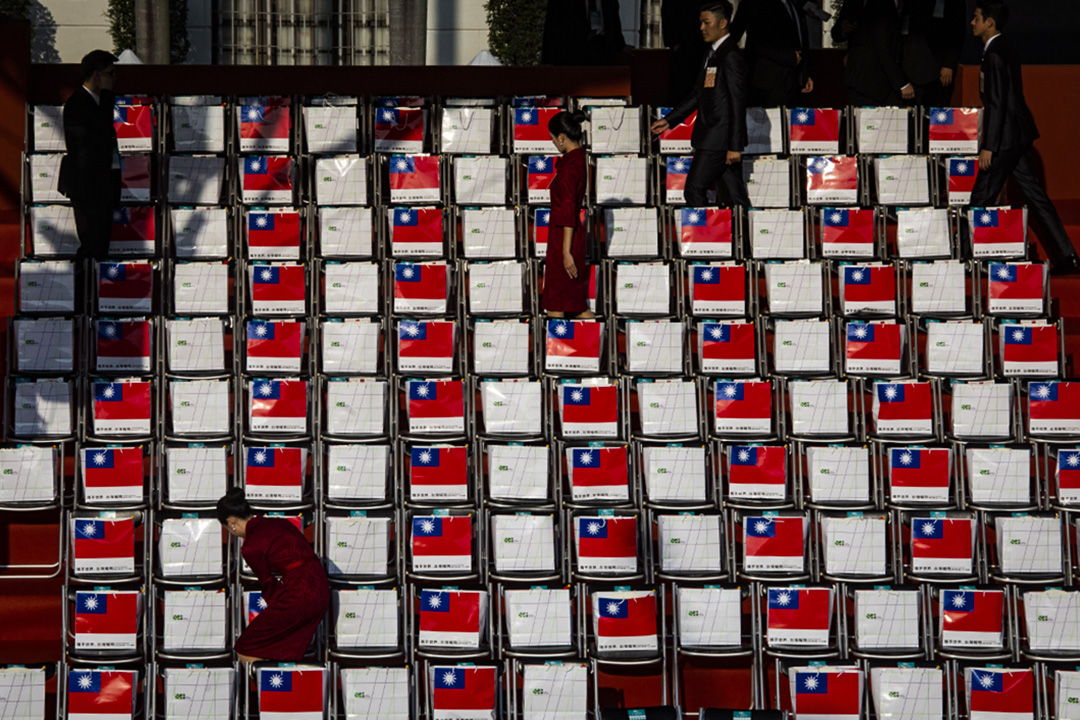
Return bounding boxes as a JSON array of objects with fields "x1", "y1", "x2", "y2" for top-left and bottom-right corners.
[
  {"x1": 543, "y1": 147, "x2": 589, "y2": 313},
  {"x1": 235, "y1": 515, "x2": 330, "y2": 660}
]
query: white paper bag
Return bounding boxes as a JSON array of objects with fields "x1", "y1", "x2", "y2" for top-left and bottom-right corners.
[
  {"x1": 15, "y1": 317, "x2": 74, "y2": 373},
  {"x1": 326, "y1": 515, "x2": 391, "y2": 576},
  {"x1": 504, "y1": 587, "x2": 573, "y2": 648},
  {"x1": 871, "y1": 667, "x2": 943, "y2": 720},
  {"x1": 164, "y1": 445, "x2": 228, "y2": 504},
  {"x1": 19, "y1": 260, "x2": 74, "y2": 313},
  {"x1": 166, "y1": 318, "x2": 225, "y2": 373},
  {"x1": 911, "y1": 261, "x2": 967, "y2": 314},
  {"x1": 13, "y1": 379, "x2": 72, "y2": 436},
  {"x1": 0, "y1": 446, "x2": 56, "y2": 503},
  {"x1": 30, "y1": 154, "x2": 65, "y2": 203},
  {"x1": 638, "y1": 380, "x2": 699, "y2": 436},
  {"x1": 595, "y1": 155, "x2": 648, "y2": 205},
  {"x1": 745, "y1": 107, "x2": 785, "y2": 154},
  {"x1": 590, "y1": 107, "x2": 642, "y2": 154},
  {"x1": 172, "y1": 207, "x2": 229, "y2": 258},
  {"x1": 473, "y1": 320, "x2": 531, "y2": 375},
  {"x1": 896, "y1": 207, "x2": 953, "y2": 258},
  {"x1": 765, "y1": 261, "x2": 823, "y2": 315},
  {"x1": 997, "y1": 515, "x2": 1061, "y2": 574},
  {"x1": 325, "y1": 380, "x2": 387, "y2": 436},
  {"x1": 487, "y1": 445, "x2": 549, "y2": 502},
  {"x1": 605, "y1": 207, "x2": 658, "y2": 257},
  {"x1": 342, "y1": 667, "x2": 409, "y2": 720},
  {"x1": 454, "y1": 156, "x2": 507, "y2": 205},
  {"x1": 642, "y1": 445, "x2": 706, "y2": 503},
  {"x1": 676, "y1": 586, "x2": 742, "y2": 646},
  {"x1": 875, "y1": 155, "x2": 930, "y2": 205},
  {"x1": 966, "y1": 447, "x2": 1030, "y2": 505},
  {"x1": 615, "y1": 263, "x2": 670, "y2": 315},
  {"x1": 856, "y1": 107, "x2": 909, "y2": 154},
  {"x1": 29, "y1": 205, "x2": 79, "y2": 256},
  {"x1": 441, "y1": 107, "x2": 494, "y2": 154},
  {"x1": 169, "y1": 380, "x2": 231, "y2": 436},
  {"x1": 325, "y1": 444, "x2": 390, "y2": 501},
  {"x1": 951, "y1": 381, "x2": 1012, "y2": 439},
  {"x1": 322, "y1": 320, "x2": 380, "y2": 374},
  {"x1": 168, "y1": 156, "x2": 224, "y2": 205},
  {"x1": 315, "y1": 156, "x2": 368, "y2": 205},
  {"x1": 821, "y1": 514, "x2": 887, "y2": 576},
  {"x1": 334, "y1": 589, "x2": 400, "y2": 648},
  {"x1": 33, "y1": 106, "x2": 65, "y2": 151},
  {"x1": 174, "y1": 262, "x2": 229, "y2": 315},
  {"x1": 806, "y1": 445, "x2": 870, "y2": 503},
  {"x1": 159, "y1": 517, "x2": 222, "y2": 577},
  {"x1": 164, "y1": 590, "x2": 227, "y2": 650},
  {"x1": 658, "y1": 513, "x2": 723, "y2": 572},
  {"x1": 324, "y1": 263, "x2": 380, "y2": 314},
  {"x1": 743, "y1": 155, "x2": 791, "y2": 208},
  {"x1": 480, "y1": 380, "x2": 542, "y2": 436},
  {"x1": 461, "y1": 207, "x2": 516, "y2": 258},
  {"x1": 1024, "y1": 591, "x2": 1080, "y2": 651},
  {"x1": 319, "y1": 207, "x2": 374, "y2": 257},
  {"x1": 521, "y1": 664, "x2": 588, "y2": 720},
  {"x1": 1058, "y1": 671, "x2": 1080, "y2": 720},
  {"x1": 305, "y1": 105, "x2": 358, "y2": 153},
  {"x1": 774, "y1": 319, "x2": 832, "y2": 374},
  {"x1": 789, "y1": 381, "x2": 850, "y2": 437},
  {"x1": 925, "y1": 321, "x2": 984, "y2": 375},
  {"x1": 164, "y1": 666, "x2": 234, "y2": 720},
  {"x1": 854, "y1": 589, "x2": 920, "y2": 649},
  {"x1": 627, "y1": 320, "x2": 683, "y2": 374},
  {"x1": 172, "y1": 104, "x2": 226, "y2": 153},
  {"x1": 492, "y1": 514, "x2": 556, "y2": 572},
  {"x1": 468, "y1": 261, "x2": 525, "y2": 315},
  {"x1": 749, "y1": 209, "x2": 804, "y2": 258}
]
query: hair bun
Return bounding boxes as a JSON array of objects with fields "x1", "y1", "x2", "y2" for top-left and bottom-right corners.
[
  {"x1": 571, "y1": 110, "x2": 588, "y2": 125},
  {"x1": 225, "y1": 487, "x2": 246, "y2": 501}
]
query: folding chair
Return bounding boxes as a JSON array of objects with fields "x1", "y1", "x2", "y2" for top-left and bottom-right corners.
[
  {"x1": 619, "y1": 318, "x2": 690, "y2": 376},
  {"x1": 759, "y1": 584, "x2": 841, "y2": 661},
  {"x1": 766, "y1": 318, "x2": 837, "y2": 378},
  {"x1": 891, "y1": 209, "x2": 956, "y2": 261},
  {"x1": 74, "y1": 443, "x2": 151, "y2": 511},
  {"x1": 397, "y1": 377, "x2": 469, "y2": 442},
  {"x1": 1016, "y1": 586, "x2": 1080, "y2": 663},
  {"x1": 543, "y1": 318, "x2": 613, "y2": 377},
  {"x1": 456, "y1": 206, "x2": 518, "y2": 260},
  {"x1": 239, "y1": 446, "x2": 315, "y2": 510},
  {"x1": 993, "y1": 320, "x2": 1064, "y2": 380},
  {"x1": 705, "y1": 377, "x2": 782, "y2": 443},
  {"x1": 630, "y1": 377, "x2": 704, "y2": 442},
  {"x1": 323, "y1": 510, "x2": 399, "y2": 582},
  {"x1": 321, "y1": 317, "x2": 387, "y2": 376},
  {"x1": 328, "y1": 585, "x2": 405, "y2": 662},
  {"x1": 570, "y1": 510, "x2": 647, "y2": 583},
  {"x1": 334, "y1": 663, "x2": 413, "y2": 720},
  {"x1": 844, "y1": 585, "x2": 926, "y2": 660},
  {"x1": 385, "y1": 205, "x2": 449, "y2": 258},
  {"x1": 10, "y1": 316, "x2": 77, "y2": 376},
  {"x1": 487, "y1": 509, "x2": 563, "y2": 584},
  {"x1": 61, "y1": 665, "x2": 146, "y2": 719},
  {"x1": 152, "y1": 511, "x2": 227, "y2": 584},
  {"x1": 899, "y1": 510, "x2": 980, "y2": 584},
  {"x1": 670, "y1": 206, "x2": 738, "y2": 260},
  {"x1": 158, "y1": 442, "x2": 233, "y2": 512},
  {"x1": 797, "y1": 442, "x2": 876, "y2": 510},
  {"x1": 760, "y1": 261, "x2": 826, "y2": 318},
  {"x1": 983, "y1": 511, "x2": 1066, "y2": 585},
  {"x1": 479, "y1": 438, "x2": 557, "y2": 511},
  {"x1": 650, "y1": 510, "x2": 727, "y2": 581},
  {"x1": 83, "y1": 378, "x2": 155, "y2": 444},
  {"x1": 400, "y1": 440, "x2": 475, "y2": 509},
  {"x1": 866, "y1": 661, "x2": 949, "y2": 720},
  {"x1": 783, "y1": 378, "x2": 860, "y2": 442},
  {"x1": 151, "y1": 581, "x2": 232, "y2": 662},
  {"x1": 65, "y1": 583, "x2": 147, "y2": 664},
  {"x1": 317, "y1": 206, "x2": 376, "y2": 259},
  {"x1": 164, "y1": 378, "x2": 234, "y2": 442},
  {"x1": 405, "y1": 508, "x2": 482, "y2": 584},
  {"x1": 815, "y1": 206, "x2": 882, "y2": 261},
  {"x1": 168, "y1": 259, "x2": 234, "y2": 317},
  {"x1": 6, "y1": 377, "x2": 77, "y2": 442},
  {"x1": 917, "y1": 320, "x2": 991, "y2": 379},
  {"x1": 409, "y1": 583, "x2": 492, "y2": 661},
  {"x1": 313, "y1": 155, "x2": 370, "y2": 207},
  {"x1": 961, "y1": 443, "x2": 1038, "y2": 511},
  {"x1": 929, "y1": 585, "x2": 1013, "y2": 661},
  {"x1": 637, "y1": 441, "x2": 715, "y2": 511},
  {"x1": 733, "y1": 510, "x2": 812, "y2": 583},
  {"x1": 549, "y1": 376, "x2": 628, "y2": 442},
  {"x1": 694, "y1": 319, "x2": 761, "y2": 378},
  {"x1": 153, "y1": 662, "x2": 238, "y2": 720},
  {"x1": 873, "y1": 156, "x2": 931, "y2": 206},
  {"x1": 496, "y1": 584, "x2": 580, "y2": 659},
  {"x1": 439, "y1": 101, "x2": 498, "y2": 155},
  {"x1": 815, "y1": 510, "x2": 896, "y2": 584},
  {"x1": 587, "y1": 586, "x2": 668, "y2": 707},
  {"x1": 321, "y1": 261, "x2": 384, "y2": 316},
  {"x1": 946, "y1": 382, "x2": 1017, "y2": 443},
  {"x1": 508, "y1": 660, "x2": 591, "y2": 720},
  {"x1": 560, "y1": 441, "x2": 636, "y2": 510},
  {"x1": 721, "y1": 442, "x2": 795, "y2": 510},
  {"x1": 164, "y1": 317, "x2": 233, "y2": 378}
]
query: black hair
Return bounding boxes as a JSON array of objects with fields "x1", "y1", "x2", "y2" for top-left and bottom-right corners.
[
  {"x1": 547, "y1": 110, "x2": 587, "y2": 143},
  {"x1": 699, "y1": 0, "x2": 734, "y2": 22},
  {"x1": 80, "y1": 50, "x2": 118, "y2": 82},
  {"x1": 216, "y1": 487, "x2": 253, "y2": 525},
  {"x1": 976, "y1": 0, "x2": 1010, "y2": 30}
]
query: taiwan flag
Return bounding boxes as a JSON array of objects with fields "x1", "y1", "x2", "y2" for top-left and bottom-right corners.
[
  {"x1": 513, "y1": 107, "x2": 560, "y2": 152},
  {"x1": 407, "y1": 380, "x2": 465, "y2": 434},
  {"x1": 545, "y1": 319, "x2": 603, "y2": 372},
  {"x1": 412, "y1": 515, "x2": 473, "y2": 571},
  {"x1": 594, "y1": 592, "x2": 658, "y2": 652},
  {"x1": 941, "y1": 589, "x2": 1004, "y2": 647},
  {"x1": 568, "y1": 446, "x2": 629, "y2": 500},
  {"x1": 511, "y1": 96, "x2": 561, "y2": 108},
  {"x1": 72, "y1": 516, "x2": 135, "y2": 575},
  {"x1": 561, "y1": 384, "x2": 618, "y2": 437},
  {"x1": 873, "y1": 381, "x2": 934, "y2": 436},
  {"x1": 821, "y1": 208, "x2": 874, "y2": 256},
  {"x1": 845, "y1": 322, "x2": 903, "y2": 375},
  {"x1": 374, "y1": 107, "x2": 425, "y2": 152},
  {"x1": 700, "y1": 321, "x2": 756, "y2": 374},
  {"x1": 841, "y1": 264, "x2": 896, "y2": 314},
  {"x1": 239, "y1": 105, "x2": 291, "y2": 145},
  {"x1": 890, "y1": 448, "x2": 951, "y2": 504},
  {"x1": 928, "y1": 107, "x2": 979, "y2": 152},
  {"x1": 250, "y1": 264, "x2": 306, "y2": 314},
  {"x1": 249, "y1": 379, "x2": 307, "y2": 433},
  {"x1": 246, "y1": 320, "x2": 304, "y2": 373},
  {"x1": 766, "y1": 587, "x2": 832, "y2": 645},
  {"x1": 666, "y1": 156, "x2": 691, "y2": 203},
  {"x1": 82, "y1": 447, "x2": 143, "y2": 503},
  {"x1": 690, "y1": 264, "x2": 746, "y2": 314},
  {"x1": 793, "y1": 668, "x2": 862, "y2": 720},
  {"x1": 242, "y1": 156, "x2": 293, "y2": 194},
  {"x1": 109, "y1": 206, "x2": 155, "y2": 255},
  {"x1": 576, "y1": 516, "x2": 638, "y2": 573},
  {"x1": 1029, "y1": 382, "x2": 1080, "y2": 435},
  {"x1": 389, "y1": 206, "x2": 443, "y2": 255},
  {"x1": 714, "y1": 381, "x2": 772, "y2": 434},
  {"x1": 911, "y1": 517, "x2": 973, "y2": 575},
  {"x1": 93, "y1": 381, "x2": 151, "y2": 435},
  {"x1": 388, "y1": 155, "x2": 440, "y2": 202},
  {"x1": 431, "y1": 666, "x2": 497, "y2": 720},
  {"x1": 1002, "y1": 325, "x2": 1058, "y2": 375},
  {"x1": 247, "y1": 591, "x2": 267, "y2": 624},
  {"x1": 789, "y1": 108, "x2": 840, "y2": 153},
  {"x1": 533, "y1": 208, "x2": 551, "y2": 254},
  {"x1": 113, "y1": 105, "x2": 153, "y2": 143},
  {"x1": 419, "y1": 589, "x2": 484, "y2": 647},
  {"x1": 247, "y1": 211, "x2": 301, "y2": 259},
  {"x1": 74, "y1": 590, "x2": 139, "y2": 649},
  {"x1": 968, "y1": 668, "x2": 1034, "y2": 720},
  {"x1": 971, "y1": 208, "x2": 1025, "y2": 257},
  {"x1": 96, "y1": 320, "x2": 151, "y2": 372},
  {"x1": 398, "y1": 320, "x2": 455, "y2": 373},
  {"x1": 657, "y1": 107, "x2": 695, "y2": 152},
  {"x1": 679, "y1": 207, "x2": 732, "y2": 256},
  {"x1": 744, "y1": 515, "x2": 804, "y2": 572},
  {"x1": 394, "y1": 262, "x2": 448, "y2": 314},
  {"x1": 410, "y1": 446, "x2": 469, "y2": 501},
  {"x1": 98, "y1": 262, "x2": 153, "y2": 313},
  {"x1": 119, "y1": 154, "x2": 150, "y2": 202},
  {"x1": 728, "y1": 445, "x2": 787, "y2": 499},
  {"x1": 948, "y1": 157, "x2": 978, "y2": 203},
  {"x1": 527, "y1": 155, "x2": 556, "y2": 200},
  {"x1": 68, "y1": 669, "x2": 135, "y2": 720},
  {"x1": 1057, "y1": 449, "x2": 1080, "y2": 503},
  {"x1": 805, "y1": 156, "x2": 858, "y2": 203},
  {"x1": 245, "y1": 447, "x2": 305, "y2": 500},
  {"x1": 258, "y1": 668, "x2": 326, "y2": 720},
  {"x1": 988, "y1": 263, "x2": 1043, "y2": 314}
]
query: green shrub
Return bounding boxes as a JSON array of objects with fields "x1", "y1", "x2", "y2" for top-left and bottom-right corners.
[
  {"x1": 485, "y1": 0, "x2": 546, "y2": 66},
  {"x1": 106, "y1": 0, "x2": 191, "y2": 64}
]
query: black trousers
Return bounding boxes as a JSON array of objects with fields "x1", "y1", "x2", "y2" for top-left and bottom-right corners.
[
  {"x1": 846, "y1": 86, "x2": 901, "y2": 108},
  {"x1": 969, "y1": 143, "x2": 1077, "y2": 264},
  {"x1": 73, "y1": 200, "x2": 114, "y2": 262},
  {"x1": 685, "y1": 149, "x2": 750, "y2": 208}
]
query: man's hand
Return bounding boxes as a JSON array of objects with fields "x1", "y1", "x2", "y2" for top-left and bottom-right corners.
[
  {"x1": 900, "y1": 83, "x2": 915, "y2": 100},
  {"x1": 726, "y1": 151, "x2": 741, "y2": 165},
  {"x1": 979, "y1": 148, "x2": 993, "y2": 171},
  {"x1": 563, "y1": 251, "x2": 578, "y2": 279},
  {"x1": 802, "y1": 77, "x2": 814, "y2": 94},
  {"x1": 939, "y1": 67, "x2": 954, "y2": 87},
  {"x1": 650, "y1": 119, "x2": 670, "y2": 136}
]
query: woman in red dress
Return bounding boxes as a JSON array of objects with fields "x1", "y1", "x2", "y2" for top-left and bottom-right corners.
[
  {"x1": 543, "y1": 110, "x2": 595, "y2": 318},
  {"x1": 217, "y1": 488, "x2": 330, "y2": 663}
]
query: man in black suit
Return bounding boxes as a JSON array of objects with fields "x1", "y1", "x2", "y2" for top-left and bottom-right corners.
[
  {"x1": 969, "y1": 0, "x2": 1078, "y2": 272},
  {"x1": 650, "y1": 0, "x2": 749, "y2": 207},
  {"x1": 59, "y1": 50, "x2": 121, "y2": 262},
  {"x1": 842, "y1": 0, "x2": 915, "y2": 106},
  {"x1": 730, "y1": 0, "x2": 814, "y2": 108}
]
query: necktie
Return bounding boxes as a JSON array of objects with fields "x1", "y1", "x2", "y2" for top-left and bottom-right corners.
[
  {"x1": 783, "y1": 0, "x2": 803, "y2": 46},
  {"x1": 703, "y1": 46, "x2": 715, "y2": 69}
]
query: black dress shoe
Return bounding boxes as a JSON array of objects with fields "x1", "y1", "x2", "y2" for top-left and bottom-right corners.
[{"x1": 1050, "y1": 255, "x2": 1080, "y2": 276}]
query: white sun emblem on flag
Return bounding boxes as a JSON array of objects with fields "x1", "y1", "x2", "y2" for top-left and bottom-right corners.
[
  {"x1": 113, "y1": 210, "x2": 123, "y2": 221},
  {"x1": 803, "y1": 675, "x2": 819, "y2": 691},
  {"x1": 398, "y1": 210, "x2": 412, "y2": 223},
  {"x1": 1068, "y1": 453, "x2": 1080, "y2": 467},
  {"x1": 884, "y1": 385, "x2": 898, "y2": 400},
  {"x1": 977, "y1": 673, "x2": 995, "y2": 689},
  {"x1": 404, "y1": 323, "x2": 420, "y2": 337},
  {"x1": 722, "y1": 384, "x2": 738, "y2": 398},
  {"x1": 853, "y1": 326, "x2": 868, "y2": 339},
  {"x1": 851, "y1": 270, "x2": 864, "y2": 282},
  {"x1": 93, "y1": 452, "x2": 108, "y2": 465},
  {"x1": 269, "y1": 673, "x2": 284, "y2": 688},
  {"x1": 554, "y1": 322, "x2": 568, "y2": 336},
  {"x1": 395, "y1": 159, "x2": 409, "y2": 172},
  {"x1": 253, "y1": 451, "x2": 267, "y2": 464},
  {"x1": 83, "y1": 594, "x2": 98, "y2": 610},
  {"x1": 442, "y1": 670, "x2": 457, "y2": 687},
  {"x1": 753, "y1": 519, "x2": 768, "y2": 534},
  {"x1": 739, "y1": 449, "x2": 751, "y2": 462},
  {"x1": 936, "y1": 111, "x2": 949, "y2": 123},
  {"x1": 418, "y1": 450, "x2": 433, "y2": 464},
  {"x1": 997, "y1": 266, "x2": 1011, "y2": 279},
  {"x1": 814, "y1": 158, "x2": 828, "y2": 171},
  {"x1": 981, "y1": 212, "x2": 992, "y2": 224},
  {"x1": 687, "y1": 211, "x2": 700, "y2": 223},
  {"x1": 107, "y1": 265, "x2": 120, "y2": 278},
  {"x1": 699, "y1": 269, "x2": 713, "y2": 281},
  {"x1": 258, "y1": 382, "x2": 274, "y2": 396},
  {"x1": 415, "y1": 383, "x2": 430, "y2": 397},
  {"x1": 401, "y1": 266, "x2": 415, "y2": 279},
  {"x1": 540, "y1": 211, "x2": 550, "y2": 223},
  {"x1": 606, "y1": 601, "x2": 621, "y2": 616},
  {"x1": 247, "y1": 108, "x2": 260, "y2": 121},
  {"x1": 256, "y1": 215, "x2": 268, "y2": 228},
  {"x1": 796, "y1": 111, "x2": 809, "y2": 123},
  {"x1": 570, "y1": 389, "x2": 584, "y2": 402},
  {"x1": 77, "y1": 673, "x2": 93, "y2": 689},
  {"x1": 1012, "y1": 329, "x2": 1027, "y2": 342},
  {"x1": 81, "y1": 522, "x2": 97, "y2": 537},
  {"x1": 103, "y1": 324, "x2": 116, "y2": 337},
  {"x1": 586, "y1": 521, "x2": 601, "y2": 535},
  {"x1": 101, "y1": 385, "x2": 116, "y2": 399},
  {"x1": 577, "y1": 451, "x2": 593, "y2": 465},
  {"x1": 533, "y1": 158, "x2": 547, "y2": 171},
  {"x1": 709, "y1": 326, "x2": 724, "y2": 340},
  {"x1": 420, "y1": 519, "x2": 435, "y2": 533},
  {"x1": 956, "y1": 162, "x2": 968, "y2": 173},
  {"x1": 428, "y1": 592, "x2": 442, "y2": 608},
  {"x1": 899, "y1": 451, "x2": 913, "y2": 465},
  {"x1": 260, "y1": 269, "x2": 273, "y2": 281},
  {"x1": 520, "y1": 110, "x2": 532, "y2": 122},
  {"x1": 257, "y1": 597, "x2": 268, "y2": 609},
  {"x1": 951, "y1": 593, "x2": 966, "y2": 608},
  {"x1": 249, "y1": 159, "x2": 261, "y2": 171},
  {"x1": 113, "y1": 108, "x2": 122, "y2": 121},
  {"x1": 775, "y1": 591, "x2": 791, "y2": 606},
  {"x1": 255, "y1": 324, "x2": 267, "y2": 337},
  {"x1": 921, "y1": 521, "x2": 936, "y2": 536},
  {"x1": 830, "y1": 212, "x2": 843, "y2": 223},
  {"x1": 381, "y1": 110, "x2": 395, "y2": 122},
  {"x1": 674, "y1": 160, "x2": 686, "y2": 172},
  {"x1": 1035, "y1": 384, "x2": 1052, "y2": 399}
]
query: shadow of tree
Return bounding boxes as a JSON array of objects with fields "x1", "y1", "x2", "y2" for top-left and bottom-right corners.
[{"x1": 29, "y1": 0, "x2": 60, "y2": 64}]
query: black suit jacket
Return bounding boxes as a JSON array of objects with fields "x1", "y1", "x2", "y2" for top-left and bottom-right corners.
[
  {"x1": 902, "y1": 0, "x2": 967, "y2": 85},
  {"x1": 979, "y1": 35, "x2": 1040, "y2": 153},
  {"x1": 59, "y1": 87, "x2": 121, "y2": 204},
  {"x1": 664, "y1": 37, "x2": 749, "y2": 153},
  {"x1": 843, "y1": 0, "x2": 908, "y2": 102},
  {"x1": 730, "y1": 0, "x2": 810, "y2": 93}
]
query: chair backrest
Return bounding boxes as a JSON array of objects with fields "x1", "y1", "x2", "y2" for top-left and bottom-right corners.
[
  {"x1": 701, "y1": 710, "x2": 784, "y2": 720},
  {"x1": 601, "y1": 707, "x2": 679, "y2": 720}
]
